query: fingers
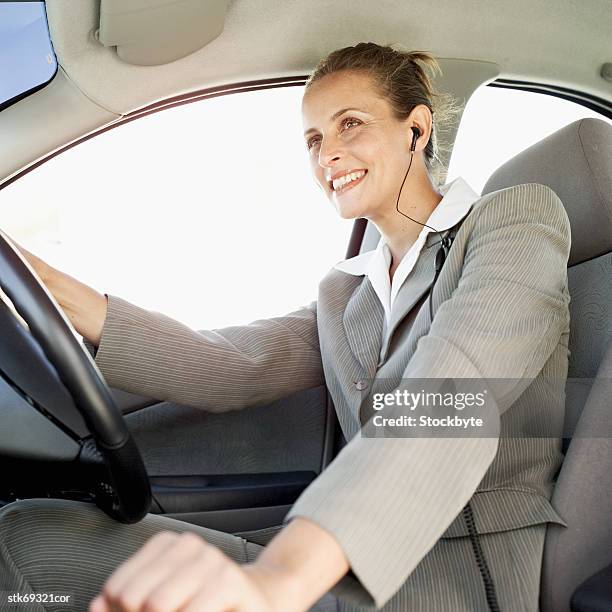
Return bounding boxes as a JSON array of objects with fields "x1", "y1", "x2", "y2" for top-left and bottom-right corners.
[
  {"x1": 89, "y1": 594, "x2": 110, "y2": 612},
  {"x1": 101, "y1": 531, "x2": 195, "y2": 610},
  {"x1": 5, "y1": 237, "x2": 31, "y2": 260},
  {"x1": 141, "y1": 546, "x2": 239, "y2": 612},
  {"x1": 98, "y1": 531, "x2": 234, "y2": 612},
  {"x1": 8, "y1": 239, "x2": 50, "y2": 281},
  {"x1": 103, "y1": 531, "x2": 180, "y2": 596}
]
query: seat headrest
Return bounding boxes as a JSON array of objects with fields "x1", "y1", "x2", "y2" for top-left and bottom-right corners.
[{"x1": 482, "y1": 118, "x2": 612, "y2": 266}]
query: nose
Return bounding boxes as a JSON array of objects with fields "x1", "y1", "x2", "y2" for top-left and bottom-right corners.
[{"x1": 317, "y1": 134, "x2": 342, "y2": 170}]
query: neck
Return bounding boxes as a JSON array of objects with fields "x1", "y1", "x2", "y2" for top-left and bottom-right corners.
[{"x1": 373, "y1": 166, "x2": 443, "y2": 279}]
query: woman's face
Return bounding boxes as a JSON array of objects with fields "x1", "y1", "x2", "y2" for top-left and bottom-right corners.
[{"x1": 301, "y1": 70, "x2": 413, "y2": 220}]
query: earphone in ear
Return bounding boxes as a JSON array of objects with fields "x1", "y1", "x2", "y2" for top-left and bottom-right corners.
[
  {"x1": 395, "y1": 124, "x2": 439, "y2": 231},
  {"x1": 410, "y1": 126, "x2": 421, "y2": 152}
]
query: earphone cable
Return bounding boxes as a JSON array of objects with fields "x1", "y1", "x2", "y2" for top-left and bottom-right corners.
[{"x1": 394, "y1": 149, "x2": 440, "y2": 234}]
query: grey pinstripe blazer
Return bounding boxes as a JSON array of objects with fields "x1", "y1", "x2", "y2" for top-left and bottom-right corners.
[{"x1": 91, "y1": 183, "x2": 571, "y2": 609}]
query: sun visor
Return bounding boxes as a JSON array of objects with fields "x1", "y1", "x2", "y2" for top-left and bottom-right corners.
[{"x1": 97, "y1": 0, "x2": 230, "y2": 66}]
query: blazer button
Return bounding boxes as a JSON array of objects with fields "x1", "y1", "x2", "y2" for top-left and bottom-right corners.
[{"x1": 354, "y1": 380, "x2": 369, "y2": 391}]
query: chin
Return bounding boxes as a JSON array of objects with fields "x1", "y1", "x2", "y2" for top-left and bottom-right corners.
[{"x1": 331, "y1": 195, "x2": 370, "y2": 220}]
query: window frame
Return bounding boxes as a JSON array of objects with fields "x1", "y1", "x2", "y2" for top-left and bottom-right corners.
[{"x1": 488, "y1": 78, "x2": 612, "y2": 120}]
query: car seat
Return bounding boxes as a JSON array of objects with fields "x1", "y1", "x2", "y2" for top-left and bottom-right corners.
[{"x1": 481, "y1": 117, "x2": 612, "y2": 612}]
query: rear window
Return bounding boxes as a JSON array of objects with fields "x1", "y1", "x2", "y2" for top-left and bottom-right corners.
[
  {"x1": 447, "y1": 85, "x2": 612, "y2": 193},
  {"x1": 0, "y1": 1, "x2": 57, "y2": 111}
]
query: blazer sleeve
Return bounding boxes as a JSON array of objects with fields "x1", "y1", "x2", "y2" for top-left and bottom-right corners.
[
  {"x1": 88, "y1": 296, "x2": 324, "y2": 411},
  {"x1": 283, "y1": 184, "x2": 572, "y2": 609}
]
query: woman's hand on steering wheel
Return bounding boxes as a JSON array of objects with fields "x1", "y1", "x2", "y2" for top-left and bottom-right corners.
[
  {"x1": 3, "y1": 234, "x2": 108, "y2": 346},
  {"x1": 10, "y1": 239, "x2": 52, "y2": 283}
]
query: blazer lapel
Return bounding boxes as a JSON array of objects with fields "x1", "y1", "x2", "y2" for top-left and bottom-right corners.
[
  {"x1": 342, "y1": 276, "x2": 385, "y2": 378},
  {"x1": 379, "y1": 233, "x2": 440, "y2": 362}
]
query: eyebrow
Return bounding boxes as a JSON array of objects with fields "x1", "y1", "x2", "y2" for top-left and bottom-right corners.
[{"x1": 303, "y1": 107, "x2": 366, "y2": 138}]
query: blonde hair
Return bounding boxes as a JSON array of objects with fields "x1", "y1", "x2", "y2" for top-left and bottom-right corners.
[{"x1": 306, "y1": 42, "x2": 459, "y2": 184}]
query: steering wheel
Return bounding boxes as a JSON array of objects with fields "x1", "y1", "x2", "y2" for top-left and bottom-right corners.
[{"x1": 0, "y1": 230, "x2": 151, "y2": 523}]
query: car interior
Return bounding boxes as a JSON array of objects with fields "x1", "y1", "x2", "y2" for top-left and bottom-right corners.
[{"x1": 0, "y1": 1, "x2": 611, "y2": 611}]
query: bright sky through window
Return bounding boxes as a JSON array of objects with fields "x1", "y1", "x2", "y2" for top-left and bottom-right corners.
[{"x1": 1, "y1": 84, "x2": 608, "y2": 330}]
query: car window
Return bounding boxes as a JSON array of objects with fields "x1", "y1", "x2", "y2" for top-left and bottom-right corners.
[
  {"x1": 0, "y1": 86, "x2": 353, "y2": 330},
  {"x1": 0, "y1": 1, "x2": 57, "y2": 110},
  {"x1": 447, "y1": 86, "x2": 612, "y2": 194}
]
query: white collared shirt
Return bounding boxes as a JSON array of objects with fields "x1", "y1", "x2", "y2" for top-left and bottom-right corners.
[{"x1": 334, "y1": 177, "x2": 480, "y2": 333}]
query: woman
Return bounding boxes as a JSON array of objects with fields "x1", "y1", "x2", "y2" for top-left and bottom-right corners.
[{"x1": 0, "y1": 43, "x2": 571, "y2": 611}]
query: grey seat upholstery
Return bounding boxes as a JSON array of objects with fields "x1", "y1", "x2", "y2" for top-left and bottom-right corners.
[{"x1": 482, "y1": 117, "x2": 612, "y2": 612}]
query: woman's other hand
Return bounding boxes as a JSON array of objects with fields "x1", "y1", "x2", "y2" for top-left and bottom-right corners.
[
  {"x1": 89, "y1": 531, "x2": 284, "y2": 612},
  {"x1": 89, "y1": 517, "x2": 348, "y2": 612}
]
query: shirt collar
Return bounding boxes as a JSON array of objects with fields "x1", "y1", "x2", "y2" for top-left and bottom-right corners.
[{"x1": 334, "y1": 176, "x2": 479, "y2": 276}]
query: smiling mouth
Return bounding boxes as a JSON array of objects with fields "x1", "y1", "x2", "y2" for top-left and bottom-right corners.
[{"x1": 330, "y1": 170, "x2": 368, "y2": 195}]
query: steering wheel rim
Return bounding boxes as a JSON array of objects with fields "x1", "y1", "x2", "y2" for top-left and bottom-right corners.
[{"x1": 0, "y1": 230, "x2": 151, "y2": 523}]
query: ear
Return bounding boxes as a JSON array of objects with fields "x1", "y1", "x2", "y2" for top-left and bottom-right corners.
[{"x1": 406, "y1": 104, "x2": 433, "y2": 152}]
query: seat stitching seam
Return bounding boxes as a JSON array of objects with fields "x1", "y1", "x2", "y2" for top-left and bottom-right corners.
[{"x1": 577, "y1": 119, "x2": 612, "y2": 224}]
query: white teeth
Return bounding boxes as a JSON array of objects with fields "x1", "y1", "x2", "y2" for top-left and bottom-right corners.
[{"x1": 332, "y1": 170, "x2": 365, "y2": 191}]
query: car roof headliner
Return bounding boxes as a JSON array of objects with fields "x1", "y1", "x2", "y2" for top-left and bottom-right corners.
[
  {"x1": 1, "y1": 0, "x2": 609, "y2": 188},
  {"x1": 46, "y1": 0, "x2": 611, "y2": 115}
]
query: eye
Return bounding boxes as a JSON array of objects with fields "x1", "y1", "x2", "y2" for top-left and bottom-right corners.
[
  {"x1": 306, "y1": 117, "x2": 361, "y2": 151},
  {"x1": 306, "y1": 135, "x2": 321, "y2": 151},
  {"x1": 341, "y1": 117, "x2": 361, "y2": 130}
]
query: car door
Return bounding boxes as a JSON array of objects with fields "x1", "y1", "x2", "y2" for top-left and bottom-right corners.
[{"x1": 0, "y1": 83, "x2": 354, "y2": 538}]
